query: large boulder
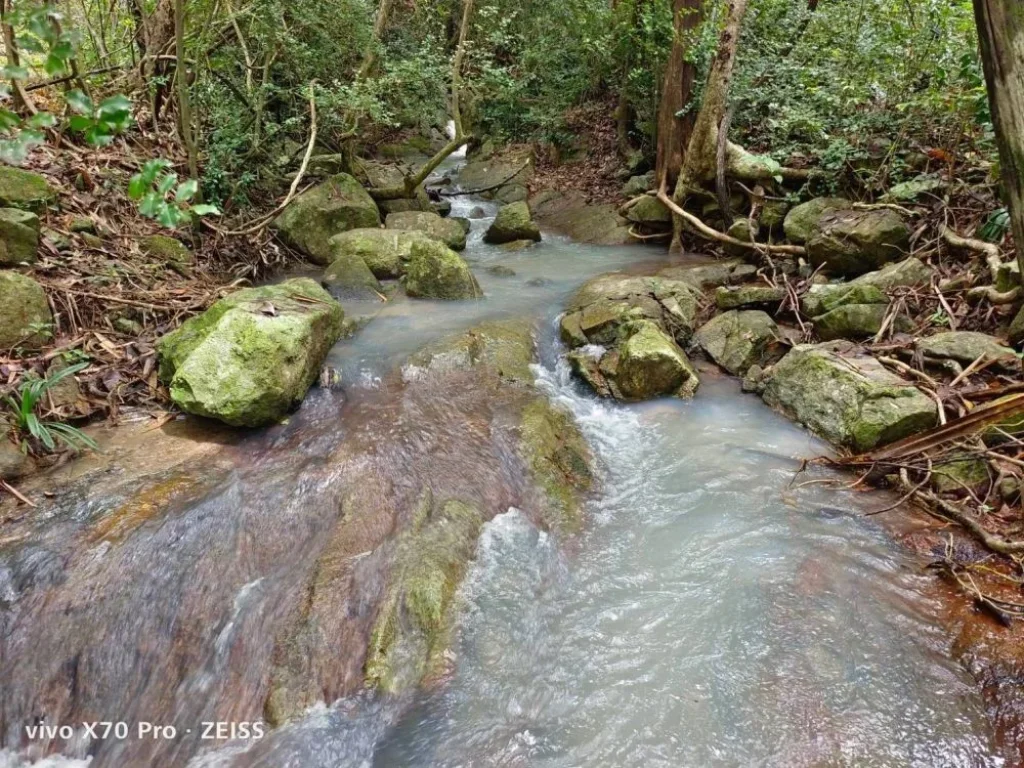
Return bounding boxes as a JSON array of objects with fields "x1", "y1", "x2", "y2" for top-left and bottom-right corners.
[
  {"x1": 694, "y1": 310, "x2": 784, "y2": 376},
  {"x1": 621, "y1": 171, "x2": 655, "y2": 198},
  {"x1": 763, "y1": 342, "x2": 937, "y2": 452},
  {"x1": 483, "y1": 201, "x2": 541, "y2": 244},
  {"x1": 0, "y1": 167, "x2": 56, "y2": 213},
  {"x1": 0, "y1": 208, "x2": 39, "y2": 266},
  {"x1": 659, "y1": 260, "x2": 757, "y2": 291},
  {"x1": 157, "y1": 278, "x2": 345, "y2": 427},
  {"x1": 783, "y1": 197, "x2": 850, "y2": 244},
  {"x1": 559, "y1": 273, "x2": 699, "y2": 348},
  {"x1": 806, "y1": 209, "x2": 911, "y2": 277},
  {"x1": 385, "y1": 211, "x2": 467, "y2": 251},
  {"x1": 0, "y1": 271, "x2": 52, "y2": 349},
  {"x1": 569, "y1": 320, "x2": 699, "y2": 401},
  {"x1": 916, "y1": 331, "x2": 1018, "y2": 370},
  {"x1": 458, "y1": 147, "x2": 533, "y2": 198},
  {"x1": 529, "y1": 189, "x2": 632, "y2": 245},
  {"x1": 328, "y1": 228, "x2": 434, "y2": 279},
  {"x1": 273, "y1": 173, "x2": 381, "y2": 265},
  {"x1": 403, "y1": 240, "x2": 481, "y2": 300}
]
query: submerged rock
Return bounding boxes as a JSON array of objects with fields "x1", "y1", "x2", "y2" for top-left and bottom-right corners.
[
  {"x1": 806, "y1": 209, "x2": 911, "y2": 277},
  {"x1": 763, "y1": 342, "x2": 937, "y2": 452},
  {"x1": 0, "y1": 271, "x2": 52, "y2": 349},
  {"x1": 385, "y1": 210, "x2": 467, "y2": 251},
  {"x1": 0, "y1": 208, "x2": 39, "y2": 265},
  {"x1": 406, "y1": 319, "x2": 535, "y2": 386},
  {"x1": 328, "y1": 228, "x2": 434, "y2": 279},
  {"x1": 365, "y1": 493, "x2": 485, "y2": 694},
  {"x1": 484, "y1": 201, "x2": 541, "y2": 244},
  {"x1": 0, "y1": 166, "x2": 56, "y2": 213},
  {"x1": 783, "y1": 197, "x2": 850, "y2": 244},
  {"x1": 157, "y1": 278, "x2": 344, "y2": 427},
  {"x1": 403, "y1": 240, "x2": 481, "y2": 300},
  {"x1": 273, "y1": 173, "x2": 382, "y2": 264},
  {"x1": 695, "y1": 310, "x2": 784, "y2": 376}
]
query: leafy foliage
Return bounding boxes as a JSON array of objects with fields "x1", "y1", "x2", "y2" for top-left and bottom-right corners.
[
  {"x1": 4, "y1": 363, "x2": 99, "y2": 454},
  {"x1": 128, "y1": 159, "x2": 220, "y2": 228}
]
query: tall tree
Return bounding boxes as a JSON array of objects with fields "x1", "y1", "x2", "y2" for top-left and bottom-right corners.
[
  {"x1": 655, "y1": 0, "x2": 704, "y2": 191},
  {"x1": 973, "y1": 0, "x2": 1024, "y2": 277}
]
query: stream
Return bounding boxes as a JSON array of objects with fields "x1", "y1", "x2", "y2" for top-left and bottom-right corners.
[{"x1": 0, "y1": 158, "x2": 1006, "y2": 767}]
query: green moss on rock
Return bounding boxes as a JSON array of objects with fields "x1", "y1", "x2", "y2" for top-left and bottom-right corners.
[
  {"x1": 273, "y1": 173, "x2": 382, "y2": 265},
  {"x1": 403, "y1": 240, "x2": 481, "y2": 300},
  {"x1": 806, "y1": 209, "x2": 911, "y2": 277},
  {"x1": 0, "y1": 271, "x2": 52, "y2": 349},
  {"x1": 407, "y1": 319, "x2": 536, "y2": 386},
  {"x1": 156, "y1": 278, "x2": 344, "y2": 426},
  {"x1": 695, "y1": 310, "x2": 783, "y2": 376},
  {"x1": 0, "y1": 208, "x2": 39, "y2": 265},
  {"x1": 385, "y1": 211, "x2": 467, "y2": 251},
  {"x1": 0, "y1": 166, "x2": 56, "y2": 213},
  {"x1": 328, "y1": 228, "x2": 434, "y2": 279},
  {"x1": 484, "y1": 201, "x2": 541, "y2": 244},
  {"x1": 783, "y1": 197, "x2": 850, "y2": 244}
]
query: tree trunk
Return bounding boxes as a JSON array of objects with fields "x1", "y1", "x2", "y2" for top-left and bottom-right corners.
[
  {"x1": 973, "y1": 0, "x2": 1024, "y2": 278},
  {"x1": 357, "y1": 0, "x2": 396, "y2": 81},
  {"x1": 654, "y1": 0, "x2": 704, "y2": 190}
]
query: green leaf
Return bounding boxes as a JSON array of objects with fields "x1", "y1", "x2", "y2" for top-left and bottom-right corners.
[
  {"x1": 158, "y1": 204, "x2": 184, "y2": 229},
  {"x1": 67, "y1": 114, "x2": 92, "y2": 132},
  {"x1": 65, "y1": 89, "x2": 93, "y2": 115},
  {"x1": 97, "y1": 94, "x2": 131, "y2": 119},
  {"x1": 27, "y1": 111, "x2": 56, "y2": 129},
  {"x1": 191, "y1": 204, "x2": 221, "y2": 217},
  {"x1": 157, "y1": 173, "x2": 178, "y2": 195},
  {"x1": 127, "y1": 173, "x2": 147, "y2": 200},
  {"x1": 0, "y1": 65, "x2": 30, "y2": 81},
  {"x1": 175, "y1": 179, "x2": 199, "y2": 203}
]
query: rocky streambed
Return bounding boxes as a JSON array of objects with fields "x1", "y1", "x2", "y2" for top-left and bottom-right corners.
[{"x1": 1, "y1": 156, "x2": 1022, "y2": 767}]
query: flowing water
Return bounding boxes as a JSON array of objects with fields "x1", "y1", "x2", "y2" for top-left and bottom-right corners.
[{"x1": 0, "y1": 161, "x2": 1007, "y2": 767}]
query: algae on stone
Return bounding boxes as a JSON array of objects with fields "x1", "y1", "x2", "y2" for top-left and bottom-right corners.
[
  {"x1": 273, "y1": 173, "x2": 382, "y2": 264},
  {"x1": 763, "y1": 342, "x2": 937, "y2": 452},
  {"x1": 385, "y1": 211, "x2": 467, "y2": 251},
  {"x1": 484, "y1": 201, "x2": 542, "y2": 244},
  {"x1": 328, "y1": 228, "x2": 434, "y2": 279},
  {"x1": 783, "y1": 197, "x2": 850, "y2": 244},
  {"x1": 806, "y1": 209, "x2": 911, "y2": 277},
  {"x1": 695, "y1": 310, "x2": 783, "y2": 376},
  {"x1": 0, "y1": 208, "x2": 39, "y2": 265},
  {"x1": 0, "y1": 166, "x2": 56, "y2": 213},
  {"x1": 0, "y1": 271, "x2": 52, "y2": 349},
  {"x1": 157, "y1": 278, "x2": 344, "y2": 426},
  {"x1": 403, "y1": 240, "x2": 481, "y2": 300},
  {"x1": 322, "y1": 249, "x2": 383, "y2": 299}
]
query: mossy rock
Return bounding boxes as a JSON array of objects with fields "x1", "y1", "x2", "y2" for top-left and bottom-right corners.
[
  {"x1": 813, "y1": 303, "x2": 888, "y2": 341},
  {"x1": 365, "y1": 494, "x2": 485, "y2": 694},
  {"x1": 695, "y1": 310, "x2": 784, "y2": 376},
  {"x1": 931, "y1": 453, "x2": 992, "y2": 495},
  {"x1": 783, "y1": 197, "x2": 850, "y2": 244},
  {"x1": 0, "y1": 166, "x2": 56, "y2": 213},
  {"x1": 529, "y1": 189, "x2": 631, "y2": 245},
  {"x1": 848, "y1": 257, "x2": 934, "y2": 291},
  {"x1": 800, "y1": 283, "x2": 887, "y2": 318},
  {"x1": 0, "y1": 208, "x2": 39, "y2": 265},
  {"x1": 406, "y1": 319, "x2": 535, "y2": 385},
  {"x1": 611, "y1": 320, "x2": 699, "y2": 400},
  {"x1": 0, "y1": 271, "x2": 52, "y2": 350},
  {"x1": 760, "y1": 200, "x2": 790, "y2": 234},
  {"x1": 560, "y1": 273, "x2": 699, "y2": 348},
  {"x1": 385, "y1": 211, "x2": 467, "y2": 251},
  {"x1": 273, "y1": 173, "x2": 381, "y2": 265},
  {"x1": 156, "y1": 278, "x2": 344, "y2": 427},
  {"x1": 806, "y1": 209, "x2": 911, "y2": 277},
  {"x1": 403, "y1": 240, "x2": 481, "y2": 300},
  {"x1": 484, "y1": 201, "x2": 541, "y2": 244},
  {"x1": 519, "y1": 397, "x2": 594, "y2": 533},
  {"x1": 328, "y1": 228, "x2": 434, "y2": 279},
  {"x1": 621, "y1": 172, "x2": 656, "y2": 198},
  {"x1": 763, "y1": 342, "x2": 937, "y2": 452},
  {"x1": 724, "y1": 219, "x2": 758, "y2": 258},
  {"x1": 714, "y1": 284, "x2": 785, "y2": 311},
  {"x1": 322, "y1": 249, "x2": 382, "y2": 300},
  {"x1": 141, "y1": 234, "x2": 193, "y2": 268},
  {"x1": 917, "y1": 331, "x2": 1018, "y2": 369},
  {"x1": 623, "y1": 196, "x2": 671, "y2": 227}
]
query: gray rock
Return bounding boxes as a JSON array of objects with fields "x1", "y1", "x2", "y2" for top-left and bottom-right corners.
[
  {"x1": 386, "y1": 211, "x2": 467, "y2": 251},
  {"x1": 783, "y1": 197, "x2": 850, "y2": 244},
  {"x1": 714, "y1": 284, "x2": 786, "y2": 311},
  {"x1": 403, "y1": 240, "x2": 482, "y2": 300},
  {"x1": 0, "y1": 271, "x2": 52, "y2": 349},
  {"x1": 806, "y1": 209, "x2": 911, "y2": 277},
  {"x1": 763, "y1": 342, "x2": 937, "y2": 451},
  {"x1": 695, "y1": 310, "x2": 784, "y2": 376},
  {"x1": 848, "y1": 257, "x2": 934, "y2": 291},
  {"x1": 0, "y1": 208, "x2": 39, "y2": 266},
  {"x1": 916, "y1": 331, "x2": 1018, "y2": 369},
  {"x1": 484, "y1": 202, "x2": 541, "y2": 244}
]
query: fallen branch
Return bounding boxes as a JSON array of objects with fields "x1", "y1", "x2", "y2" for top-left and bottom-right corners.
[
  {"x1": 656, "y1": 184, "x2": 807, "y2": 256},
  {"x1": 919, "y1": 490, "x2": 1024, "y2": 555}
]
